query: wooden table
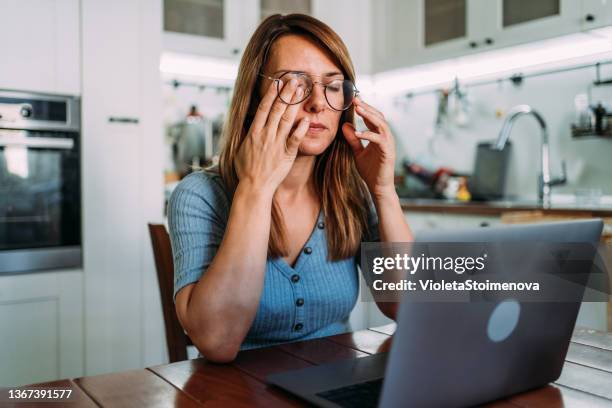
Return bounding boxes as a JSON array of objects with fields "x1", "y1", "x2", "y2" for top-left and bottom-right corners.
[{"x1": 4, "y1": 326, "x2": 612, "y2": 407}]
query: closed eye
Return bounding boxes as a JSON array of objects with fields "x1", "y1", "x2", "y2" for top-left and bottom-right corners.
[{"x1": 325, "y1": 81, "x2": 343, "y2": 92}]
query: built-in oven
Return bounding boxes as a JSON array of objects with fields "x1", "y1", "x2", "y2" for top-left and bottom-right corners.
[{"x1": 0, "y1": 90, "x2": 81, "y2": 273}]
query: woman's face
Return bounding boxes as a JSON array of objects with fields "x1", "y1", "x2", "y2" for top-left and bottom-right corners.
[{"x1": 260, "y1": 34, "x2": 344, "y2": 156}]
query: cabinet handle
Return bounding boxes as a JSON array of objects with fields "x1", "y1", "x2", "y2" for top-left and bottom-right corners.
[
  {"x1": 108, "y1": 117, "x2": 139, "y2": 124},
  {"x1": 469, "y1": 41, "x2": 479, "y2": 48},
  {"x1": 484, "y1": 38, "x2": 494, "y2": 45},
  {"x1": 480, "y1": 222, "x2": 490, "y2": 227},
  {"x1": 585, "y1": 14, "x2": 595, "y2": 23},
  {"x1": 0, "y1": 132, "x2": 74, "y2": 149}
]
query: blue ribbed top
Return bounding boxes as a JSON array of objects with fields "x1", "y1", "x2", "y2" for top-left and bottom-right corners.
[{"x1": 167, "y1": 170, "x2": 378, "y2": 350}]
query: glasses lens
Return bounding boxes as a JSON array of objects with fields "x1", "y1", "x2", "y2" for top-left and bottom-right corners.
[
  {"x1": 278, "y1": 72, "x2": 311, "y2": 104},
  {"x1": 325, "y1": 80, "x2": 356, "y2": 111}
]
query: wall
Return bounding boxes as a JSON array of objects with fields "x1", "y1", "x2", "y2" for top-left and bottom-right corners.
[{"x1": 375, "y1": 53, "x2": 612, "y2": 200}]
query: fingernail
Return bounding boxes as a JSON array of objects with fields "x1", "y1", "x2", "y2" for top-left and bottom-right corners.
[{"x1": 289, "y1": 78, "x2": 298, "y2": 86}]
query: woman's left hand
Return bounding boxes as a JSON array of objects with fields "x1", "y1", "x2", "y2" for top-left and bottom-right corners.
[{"x1": 342, "y1": 98, "x2": 396, "y2": 200}]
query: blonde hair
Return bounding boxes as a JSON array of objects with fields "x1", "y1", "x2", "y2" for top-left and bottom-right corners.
[{"x1": 217, "y1": 13, "x2": 370, "y2": 260}]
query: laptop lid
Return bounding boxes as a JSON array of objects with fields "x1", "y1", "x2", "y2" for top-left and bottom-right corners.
[{"x1": 379, "y1": 219, "x2": 603, "y2": 408}]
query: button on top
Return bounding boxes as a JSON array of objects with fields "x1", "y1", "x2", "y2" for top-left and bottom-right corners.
[
  {"x1": 317, "y1": 221, "x2": 325, "y2": 229},
  {"x1": 291, "y1": 274, "x2": 300, "y2": 283},
  {"x1": 294, "y1": 323, "x2": 303, "y2": 331},
  {"x1": 296, "y1": 298, "x2": 304, "y2": 307},
  {"x1": 303, "y1": 247, "x2": 312, "y2": 255}
]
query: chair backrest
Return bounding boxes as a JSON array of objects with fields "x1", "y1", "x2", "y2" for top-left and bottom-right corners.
[{"x1": 148, "y1": 223, "x2": 192, "y2": 362}]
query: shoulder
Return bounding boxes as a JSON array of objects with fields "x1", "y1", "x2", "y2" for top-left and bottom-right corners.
[
  {"x1": 168, "y1": 169, "x2": 231, "y2": 220},
  {"x1": 171, "y1": 169, "x2": 227, "y2": 199}
]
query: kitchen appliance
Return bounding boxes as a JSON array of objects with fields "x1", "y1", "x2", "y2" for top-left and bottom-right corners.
[
  {"x1": 0, "y1": 90, "x2": 81, "y2": 274},
  {"x1": 468, "y1": 141, "x2": 512, "y2": 201}
]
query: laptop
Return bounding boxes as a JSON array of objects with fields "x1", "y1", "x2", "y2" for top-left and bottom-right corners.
[{"x1": 267, "y1": 219, "x2": 604, "y2": 408}]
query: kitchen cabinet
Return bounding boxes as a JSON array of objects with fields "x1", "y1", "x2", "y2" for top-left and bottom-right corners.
[
  {"x1": 372, "y1": 0, "x2": 590, "y2": 72},
  {"x1": 163, "y1": 0, "x2": 259, "y2": 59},
  {"x1": 0, "y1": 0, "x2": 80, "y2": 95},
  {"x1": 82, "y1": 0, "x2": 167, "y2": 376},
  {"x1": 312, "y1": 0, "x2": 373, "y2": 75},
  {"x1": 261, "y1": 0, "x2": 312, "y2": 20},
  {"x1": 162, "y1": 0, "x2": 373, "y2": 74},
  {"x1": 404, "y1": 211, "x2": 501, "y2": 232},
  {"x1": 581, "y1": 0, "x2": 612, "y2": 30},
  {"x1": 373, "y1": 0, "x2": 490, "y2": 71},
  {"x1": 0, "y1": 270, "x2": 83, "y2": 386},
  {"x1": 484, "y1": 0, "x2": 581, "y2": 52}
]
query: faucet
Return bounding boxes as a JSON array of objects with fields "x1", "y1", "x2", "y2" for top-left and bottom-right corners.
[{"x1": 494, "y1": 105, "x2": 566, "y2": 206}]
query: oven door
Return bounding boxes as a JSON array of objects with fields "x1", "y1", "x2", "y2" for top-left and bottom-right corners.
[{"x1": 0, "y1": 129, "x2": 81, "y2": 273}]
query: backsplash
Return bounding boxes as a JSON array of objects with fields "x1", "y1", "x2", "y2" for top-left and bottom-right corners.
[{"x1": 377, "y1": 53, "x2": 612, "y2": 199}]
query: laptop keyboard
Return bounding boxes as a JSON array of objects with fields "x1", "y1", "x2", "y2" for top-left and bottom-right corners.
[{"x1": 316, "y1": 378, "x2": 383, "y2": 408}]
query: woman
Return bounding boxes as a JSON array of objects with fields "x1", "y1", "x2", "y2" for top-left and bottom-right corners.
[{"x1": 168, "y1": 13, "x2": 413, "y2": 363}]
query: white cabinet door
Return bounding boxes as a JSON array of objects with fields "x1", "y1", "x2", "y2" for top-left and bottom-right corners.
[
  {"x1": 581, "y1": 0, "x2": 612, "y2": 30},
  {"x1": 82, "y1": 0, "x2": 165, "y2": 375},
  {"x1": 0, "y1": 270, "x2": 84, "y2": 387},
  {"x1": 163, "y1": 0, "x2": 258, "y2": 59},
  {"x1": 404, "y1": 211, "x2": 501, "y2": 231},
  {"x1": 372, "y1": 0, "x2": 589, "y2": 72},
  {"x1": 312, "y1": 0, "x2": 373, "y2": 75},
  {"x1": 373, "y1": 0, "x2": 490, "y2": 72},
  {"x1": 485, "y1": 0, "x2": 582, "y2": 50},
  {"x1": 416, "y1": 0, "x2": 492, "y2": 64},
  {"x1": 0, "y1": 0, "x2": 80, "y2": 95}
]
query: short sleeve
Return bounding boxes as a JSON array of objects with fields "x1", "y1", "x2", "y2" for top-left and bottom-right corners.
[{"x1": 167, "y1": 171, "x2": 230, "y2": 301}]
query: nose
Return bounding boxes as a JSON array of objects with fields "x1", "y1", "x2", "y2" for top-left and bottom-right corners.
[{"x1": 303, "y1": 83, "x2": 326, "y2": 113}]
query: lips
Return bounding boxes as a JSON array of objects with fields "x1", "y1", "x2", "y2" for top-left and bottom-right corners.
[{"x1": 308, "y1": 122, "x2": 327, "y2": 130}]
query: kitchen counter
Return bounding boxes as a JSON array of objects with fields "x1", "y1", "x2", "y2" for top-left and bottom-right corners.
[{"x1": 400, "y1": 197, "x2": 612, "y2": 217}]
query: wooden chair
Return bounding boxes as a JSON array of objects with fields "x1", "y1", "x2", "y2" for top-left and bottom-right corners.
[{"x1": 148, "y1": 223, "x2": 193, "y2": 362}]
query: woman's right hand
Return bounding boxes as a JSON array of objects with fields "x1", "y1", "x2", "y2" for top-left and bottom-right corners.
[{"x1": 235, "y1": 78, "x2": 310, "y2": 194}]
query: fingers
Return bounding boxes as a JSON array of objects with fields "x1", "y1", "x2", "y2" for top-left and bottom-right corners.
[
  {"x1": 266, "y1": 78, "x2": 299, "y2": 130},
  {"x1": 354, "y1": 129, "x2": 384, "y2": 146},
  {"x1": 286, "y1": 117, "x2": 310, "y2": 155},
  {"x1": 354, "y1": 98, "x2": 384, "y2": 120},
  {"x1": 355, "y1": 105, "x2": 388, "y2": 134},
  {"x1": 251, "y1": 79, "x2": 281, "y2": 132},
  {"x1": 341, "y1": 122, "x2": 364, "y2": 155},
  {"x1": 354, "y1": 99, "x2": 389, "y2": 134},
  {"x1": 276, "y1": 86, "x2": 304, "y2": 139}
]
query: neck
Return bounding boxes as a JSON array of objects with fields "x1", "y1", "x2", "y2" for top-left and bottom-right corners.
[{"x1": 276, "y1": 155, "x2": 316, "y2": 202}]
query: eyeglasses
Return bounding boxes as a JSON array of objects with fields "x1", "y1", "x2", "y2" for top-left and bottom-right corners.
[{"x1": 259, "y1": 71, "x2": 359, "y2": 111}]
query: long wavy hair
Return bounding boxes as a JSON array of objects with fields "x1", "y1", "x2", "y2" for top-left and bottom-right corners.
[{"x1": 217, "y1": 13, "x2": 370, "y2": 260}]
